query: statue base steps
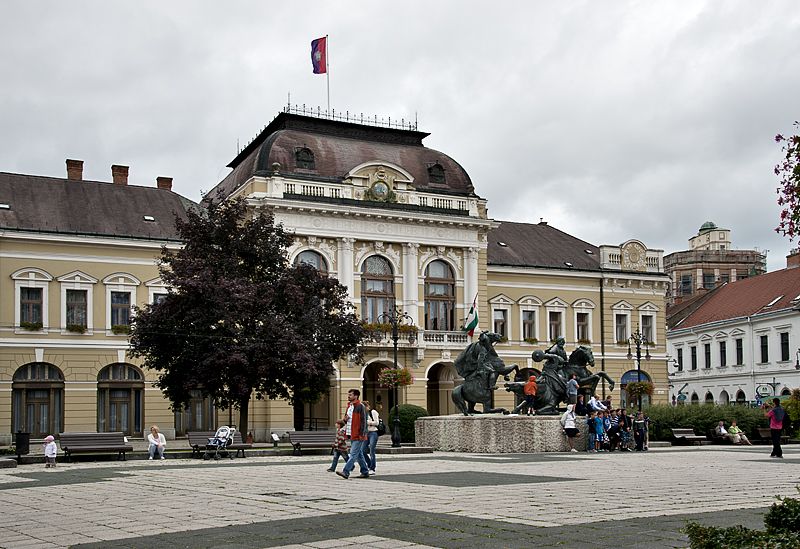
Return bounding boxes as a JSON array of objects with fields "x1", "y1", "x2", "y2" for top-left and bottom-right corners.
[{"x1": 415, "y1": 414, "x2": 588, "y2": 453}]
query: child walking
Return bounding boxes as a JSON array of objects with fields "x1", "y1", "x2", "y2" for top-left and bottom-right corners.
[
  {"x1": 43, "y1": 435, "x2": 57, "y2": 468},
  {"x1": 327, "y1": 419, "x2": 349, "y2": 472}
]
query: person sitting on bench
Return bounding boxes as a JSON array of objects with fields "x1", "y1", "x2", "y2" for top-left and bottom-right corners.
[
  {"x1": 728, "y1": 420, "x2": 752, "y2": 445},
  {"x1": 714, "y1": 421, "x2": 736, "y2": 443}
]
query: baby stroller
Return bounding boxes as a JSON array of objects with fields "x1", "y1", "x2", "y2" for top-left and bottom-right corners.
[{"x1": 203, "y1": 426, "x2": 236, "y2": 460}]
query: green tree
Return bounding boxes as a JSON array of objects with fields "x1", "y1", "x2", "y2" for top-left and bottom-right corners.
[
  {"x1": 775, "y1": 121, "x2": 800, "y2": 238},
  {"x1": 129, "y1": 198, "x2": 365, "y2": 437}
]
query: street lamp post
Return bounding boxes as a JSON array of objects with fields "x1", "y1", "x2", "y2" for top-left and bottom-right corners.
[
  {"x1": 626, "y1": 328, "x2": 651, "y2": 412},
  {"x1": 378, "y1": 306, "x2": 414, "y2": 448}
]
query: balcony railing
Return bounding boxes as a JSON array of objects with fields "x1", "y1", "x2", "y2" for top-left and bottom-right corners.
[{"x1": 360, "y1": 330, "x2": 469, "y2": 348}]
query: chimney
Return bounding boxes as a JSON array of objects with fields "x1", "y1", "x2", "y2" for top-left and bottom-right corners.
[
  {"x1": 111, "y1": 165, "x2": 129, "y2": 185},
  {"x1": 66, "y1": 159, "x2": 83, "y2": 181},
  {"x1": 156, "y1": 176, "x2": 173, "y2": 191},
  {"x1": 787, "y1": 248, "x2": 800, "y2": 269}
]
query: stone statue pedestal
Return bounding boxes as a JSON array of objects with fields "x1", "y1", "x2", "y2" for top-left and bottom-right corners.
[{"x1": 415, "y1": 414, "x2": 587, "y2": 453}]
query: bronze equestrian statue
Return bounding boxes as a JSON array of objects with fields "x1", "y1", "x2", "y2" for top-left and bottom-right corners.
[{"x1": 452, "y1": 331, "x2": 519, "y2": 415}]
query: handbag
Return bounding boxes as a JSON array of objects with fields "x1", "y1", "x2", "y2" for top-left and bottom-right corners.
[{"x1": 377, "y1": 418, "x2": 387, "y2": 436}]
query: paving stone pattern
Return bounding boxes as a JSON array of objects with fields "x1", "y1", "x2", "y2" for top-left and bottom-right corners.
[{"x1": 0, "y1": 446, "x2": 795, "y2": 548}]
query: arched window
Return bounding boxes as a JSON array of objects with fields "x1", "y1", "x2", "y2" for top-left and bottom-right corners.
[
  {"x1": 12, "y1": 363, "x2": 64, "y2": 438},
  {"x1": 295, "y1": 147, "x2": 315, "y2": 169},
  {"x1": 781, "y1": 388, "x2": 791, "y2": 397},
  {"x1": 704, "y1": 392, "x2": 714, "y2": 405},
  {"x1": 428, "y1": 163, "x2": 446, "y2": 184},
  {"x1": 719, "y1": 390, "x2": 730, "y2": 405},
  {"x1": 98, "y1": 363, "x2": 144, "y2": 436},
  {"x1": 294, "y1": 250, "x2": 328, "y2": 274},
  {"x1": 424, "y1": 260, "x2": 454, "y2": 331},
  {"x1": 690, "y1": 392, "x2": 699, "y2": 405},
  {"x1": 174, "y1": 390, "x2": 217, "y2": 436},
  {"x1": 361, "y1": 256, "x2": 394, "y2": 323},
  {"x1": 736, "y1": 390, "x2": 746, "y2": 404}
]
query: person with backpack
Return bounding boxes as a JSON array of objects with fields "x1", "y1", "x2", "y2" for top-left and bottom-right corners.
[
  {"x1": 765, "y1": 397, "x2": 786, "y2": 458},
  {"x1": 363, "y1": 400, "x2": 381, "y2": 475}
]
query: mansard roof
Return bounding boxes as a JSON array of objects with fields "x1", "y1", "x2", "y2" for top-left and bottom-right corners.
[
  {"x1": 206, "y1": 112, "x2": 475, "y2": 203},
  {"x1": 488, "y1": 220, "x2": 601, "y2": 271},
  {"x1": 670, "y1": 268, "x2": 800, "y2": 330},
  {"x1": 0, "y1": 172, "x2": 195, "y2": 241}
]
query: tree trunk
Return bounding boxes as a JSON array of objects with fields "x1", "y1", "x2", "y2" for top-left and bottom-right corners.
[{"x1": 238, "y1": 396, "x2": 250, "y2": 442}]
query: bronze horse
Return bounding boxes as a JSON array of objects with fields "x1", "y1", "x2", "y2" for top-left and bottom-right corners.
[{"x1": 452, "y1": 331, "x2": 519, "y2": 415}]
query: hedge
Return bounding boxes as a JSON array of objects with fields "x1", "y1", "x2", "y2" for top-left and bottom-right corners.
[
  {"x1": 388, "y1": 403, "x2": 429, "y2": 443},
  {"x1": 644, "y1": 404, "x2": 768, "y2": 441}
]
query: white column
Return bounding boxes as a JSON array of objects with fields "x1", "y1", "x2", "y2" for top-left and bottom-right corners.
[
  {"x1": 338, "y1": 238, "x2": 355, "y2": 303},
  {"x1": 465, "y1": 247, "x2": 480, "y2": 330},
  {"x1": 403, "y1": 243, "x2": 419, "y2": 325}
]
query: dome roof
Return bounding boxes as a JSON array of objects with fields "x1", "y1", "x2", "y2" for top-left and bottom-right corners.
[
  {"x1": 699, "y1": 221, "x2": 717, "y2": 232},
  {"x1": 207, "y1": 112, "x2": 475, "y2": 203}
]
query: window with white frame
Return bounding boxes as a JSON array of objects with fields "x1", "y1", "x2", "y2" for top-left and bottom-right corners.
[
  {"x1": 58, "y1": 271, "x2": 96, "y2": 333},
  {"x1": 641, "y1": 315, "x2": 654, "y2": 343},
  {"x1": 146, "y1": 278, "x2": 170, "y2": 305},
  {"x1": 760, "y1": 335, "x2": 769, "y2": 363},
  {"x1": 104, "y1": 274, "x2": 140, "y2": 333},
  {"x1": 615, "y1": 314, "x2": 628, "y2": 343},
  {"x1": 522, "y1": 310, "x2": 536, "y2": 341},
  {"x1": 638, "y1": 302, "x2": 658, "y2": 344},
  {"x1": 518, "y1": 296, "x2": 541, "y2": 343},
  {"x1": 489, "y1": 295, "x2": 512, "y2": 340},
  {"x1": 572, "y1": 299, "x2": 594, "y2": 344},
  {"x1": 12, "y1": 268, "x2": 52, "y2": 331},
  {"x1": 548, "y1": 311, "x2": 562, "y2": 342},
  {"x1": 719, "y1": 341, "x2": 727, "y2": 367},
  {"x1": 493, "y1": 309, "x2": 507, "y2": 338}
]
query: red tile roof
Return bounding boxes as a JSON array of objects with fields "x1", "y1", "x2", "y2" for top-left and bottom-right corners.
[{"x1": 672, "y1": 268, "x2": 800, "y2": 329}]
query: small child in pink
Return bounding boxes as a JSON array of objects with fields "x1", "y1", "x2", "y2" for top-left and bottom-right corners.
[{"x1": 43, "y1": 435, "x2": 57, "y2": 468}]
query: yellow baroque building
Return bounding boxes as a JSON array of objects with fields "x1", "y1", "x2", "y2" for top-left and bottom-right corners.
[{"x1": 0, "y1": 110, "x2": 669, "y2": 445}]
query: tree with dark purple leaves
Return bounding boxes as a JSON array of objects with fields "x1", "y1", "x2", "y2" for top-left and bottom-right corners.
[
  {"x1": 775, "y1": 121, "x2": 800, "y2": 239},
  {"x1": 129, "y1": 197, "x2": 365, "y2": 438}
]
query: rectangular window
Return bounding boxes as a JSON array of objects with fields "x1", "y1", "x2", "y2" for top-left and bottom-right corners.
[
  {"x1": 760, "y1": 335, "x2": 768, "y2": 363},
  {"x1": 153, "y1": 293, "x2": 168, "y2": 304},
  {"x1": 719, "y1": 341, "x2": 727, "y2": 367},
  {"x1": 576, "y1": 312, "x2": 589, "y2": 342},
  {"x1": 66, "y1": 289, "x2": 88, "y2": 327},
  {"x1": 680, "y1": 274, "x2": 693, "y2": 296},
  {"x1": 720, "y1": 274, "x2": 729, "y2": 284},
  {"x1": 548, "y1": 311, "x2": 562, "y2": 341},
  {"x1": 111, "y1": 291, "x2": 131, "y2": 327},
  {"x1": 690, "y1": 346, "x2": 697, "y2": 370},
  {"x1": 736, "y1": 338, "x2": 743, "y2": 365},
  {"x1": 493, "y1": 309, "x2": 507, "y2": 338},
  {"x1": 704, "y1": 343, "x2": 711, "y2": 369},
  {"x1": 615, "y1": 314, "x2": 628, "y2": 343},
  {"x1": 20, "y1": 287, "x2": 43, "y2": 324},
  {"x1": 522, "y1": 311, "x2": 536, "y2": 341},
  {"x1": 677, "y1": 348, "x2": 684, "y2": 371},
  {"x1": 703, "y1": 273, "x2": 715, "y2": 289},
  {"x1": 641, "y1": 315, "x2": 654, "y2": 343},
  {"x1": 780, "y1": 332, "x2": 790, "y2": 362}
]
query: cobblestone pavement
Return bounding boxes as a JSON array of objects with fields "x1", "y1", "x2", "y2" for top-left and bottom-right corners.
[{"x1": 0, "y1": 446, "x2": 797, "y2": 548}]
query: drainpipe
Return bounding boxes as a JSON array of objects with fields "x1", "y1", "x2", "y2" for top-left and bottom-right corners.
[{"x1": 600, "y1": 275, "x2": 606, "y2": 399}]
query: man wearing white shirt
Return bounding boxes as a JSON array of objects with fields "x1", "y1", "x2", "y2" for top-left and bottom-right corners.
[{"x1": 588, "y1": 395, "x2": 607, "y2": 411}]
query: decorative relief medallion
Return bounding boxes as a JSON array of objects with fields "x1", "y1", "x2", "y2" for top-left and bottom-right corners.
[{"x1": 621, "y1": 241, "x2": 647, "y2": 272}]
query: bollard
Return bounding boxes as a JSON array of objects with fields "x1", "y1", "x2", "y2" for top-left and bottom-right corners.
[{"x1": 15, "y1": 430, "x2": 30, "y2": 461}]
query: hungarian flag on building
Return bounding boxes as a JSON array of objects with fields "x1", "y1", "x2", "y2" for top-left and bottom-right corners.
[
  {"x1": 311, "y1": 37, "x2": 327, "y2": 74},
  {"x1": 463, "y1": 295, "x2": 479, "y2": 337}
]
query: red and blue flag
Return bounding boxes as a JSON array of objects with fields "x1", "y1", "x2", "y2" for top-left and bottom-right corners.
[{"x1": 311, "y1": 37, "x2": 327, "y2": 74}]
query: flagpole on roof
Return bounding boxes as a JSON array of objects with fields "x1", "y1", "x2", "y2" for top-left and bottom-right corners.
[{"x1": 326, "y1": 34, "x2": 330, "y2": 113}]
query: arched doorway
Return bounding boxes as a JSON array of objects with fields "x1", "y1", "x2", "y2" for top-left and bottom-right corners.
[
  {"x1": 781, "y1": 388, "x2": 791, "y2": 397},
  {"x1": 620, "y1": 370, "x2": 652, "y2": 410},
  {"x1": 704, "y1": 391, "x2": 714, "y2": 405},
  {"x1": 97, "y1": 363, "x2": 144, "y2": 436},
  {"x1": 691, "y1": 392, "x2": 699, "y2": 405},
  {"x1": 363, "y1": 361, "x2": 393, "y2": 419},
  {"x1": 735, "y1": 390, "x2": 746, "y2": 405},
  {"x1": 426, "y1": 362, "x2": 461, "y2": 415},
  {"x1": 719, "y1": 390, "x2": 730, "y2": 405},
  {"x1": 12, "y1": 363, "x2": 64, "y2": 439}
]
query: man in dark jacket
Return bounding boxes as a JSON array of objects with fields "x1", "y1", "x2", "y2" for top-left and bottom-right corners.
[{"x1": 337, "y1": 389, "x2": 370, "y2": 479}]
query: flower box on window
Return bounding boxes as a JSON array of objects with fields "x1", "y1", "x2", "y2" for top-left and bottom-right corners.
[
  {"x1": 577, "y1": 339, "x2": 592, "y2": 345},
  {"x1": 111, "y1": 324, "x2": 131, "y2": 335},
  {"x1": 66, "y1": 324, "x2": 87, "y2": 334},
  {"x1": 19, "y1": 321, "x2": 43, "y2": 331},
  {"x1": 523, "y1": 337, "x2": 539, "y2": 344}
]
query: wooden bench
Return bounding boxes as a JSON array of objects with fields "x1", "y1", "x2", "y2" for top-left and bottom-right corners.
[
  {"x1": 708, "y1": 429, "x2": 733, "y2": 445},
  {"x1": 187, "y1": 431, "x2": 252, "y2": 458},
  {"x1": 757, "y1": 427, "x2": 789, "y2": 445},
  {"x1": 287, "y1": 431, "x2": 336, "y2": 456},
  {"x1": 670, "y1": 428, "x2": 706, "y2": 445},
  {"x1": 59, "y1": 432, "x2": 134, "y2": 462}
]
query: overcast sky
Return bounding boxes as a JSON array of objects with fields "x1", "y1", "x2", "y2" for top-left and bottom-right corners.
[{"x1": 1, "y1": 2, "x2": 798, "y2": 270}]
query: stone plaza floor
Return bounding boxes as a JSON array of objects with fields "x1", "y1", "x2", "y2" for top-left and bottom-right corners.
[{"x1": 0, "y1": 445, "x2": 798, "y2": 548}]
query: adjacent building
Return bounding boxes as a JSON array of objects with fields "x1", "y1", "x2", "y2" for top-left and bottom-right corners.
[
  {"x1": 666, "y1": 252, "x2": 800, "y2": 406},
  {"x1": 664, "y1": 221, "x2": 767, "y2": 304},
  {"x1": 0, "y1": 107, "x2": 670, "y2": 444}
]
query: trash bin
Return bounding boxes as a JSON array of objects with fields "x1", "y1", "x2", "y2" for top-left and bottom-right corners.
[{"x1": 15, "y1": 431, "x2": 30, "y2": 459}]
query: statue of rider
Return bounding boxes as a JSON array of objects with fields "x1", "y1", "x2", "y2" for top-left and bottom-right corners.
[{"x1": 541, "y1": 337, "x2": 568, "y2": 393}]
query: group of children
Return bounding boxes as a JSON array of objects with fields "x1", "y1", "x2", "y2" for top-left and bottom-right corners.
[{"x1": 583, "y1": 408, "x2": 650, "y2": 452}]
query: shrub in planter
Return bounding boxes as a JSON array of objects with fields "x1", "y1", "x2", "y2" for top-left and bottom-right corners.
[
  {"x1": 19, "y1": 321, "x2": 43, "y2": 331},
  {"x1": 111, "y1": 324, "x2": 131, "y2": 335},
  {"x1": 523, "y1": 337, "x2": 538, "y2": 344},
  {"x1": 66, "y1": 324, "x2": 87, "y2": 334},
  {"x1": 388, "y1": 403, "x2": 429, "y2": 443}
]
